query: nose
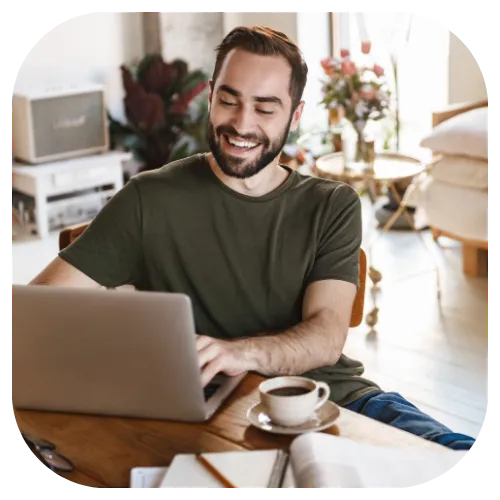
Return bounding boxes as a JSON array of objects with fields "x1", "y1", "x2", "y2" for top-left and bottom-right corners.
[{"x1": 231, "y1": 104, "x2": 255, "y2": 137}]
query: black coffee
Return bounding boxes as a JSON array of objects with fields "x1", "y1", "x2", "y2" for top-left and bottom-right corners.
[{"x1": 267, "y1": 387, "x2": 312, "y2": 397}]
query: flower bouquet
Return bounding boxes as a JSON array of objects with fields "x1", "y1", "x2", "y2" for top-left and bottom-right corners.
[{"x1": 320, "y1": 41, "x2": 391, "y2": 162}]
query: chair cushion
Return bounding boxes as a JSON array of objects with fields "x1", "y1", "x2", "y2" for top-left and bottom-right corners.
[
  {"x1": 430, "y1": 155, "x2": 487, "y2": 190},
  {"x1": 420, "y1": 107, "x2": 488, "y2": 160}
]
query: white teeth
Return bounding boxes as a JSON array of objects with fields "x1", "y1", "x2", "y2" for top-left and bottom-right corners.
[{"x1": 227, "y1": 137, "x2": 258, "y2": 149}]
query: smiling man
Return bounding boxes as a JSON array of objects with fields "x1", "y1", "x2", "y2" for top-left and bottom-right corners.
[{"x1": 31, "y1": 26, "x2": 474, "y2": 451}]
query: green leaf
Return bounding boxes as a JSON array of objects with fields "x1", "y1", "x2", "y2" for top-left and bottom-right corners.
[
  {"x1": 122, "y1": 133, "x2": 145, "y2": 152},
  {"x1": 181, "y1": 70, "x2": 209, "y2": 93},
  {"x1": 136, "y1": 53, "x2": 164, "y2": 83},
  {"x1": 170, "y1": 141, "x2": 192, "y2": 162}
]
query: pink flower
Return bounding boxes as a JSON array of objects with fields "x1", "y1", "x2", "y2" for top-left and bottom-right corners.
[
  {"x1": 360, "y1": 84, "x2": 377, "y2": 100},
  {"x1": 320, "y1": 57, "x2": 337, "y2": 76},
  {"x1": 340, "y1": 48, "x2": 350, "y2": 58},
  {"x1": 321, "y1": 57, "x2": 334, "y2": 70},
  {"x1": 361, "y1": 41, "x2": 372, "y2": 54},
  {"x1": 341, "y1": 60, "x2": 357, "y2": 77},
  {"x1": 373, "y1": 64, "x2": 385, "y2": 77}
]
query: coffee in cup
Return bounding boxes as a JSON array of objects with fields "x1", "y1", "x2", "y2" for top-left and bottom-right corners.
[{"x1": 259, "y1": 376, "x2": 330, "y2": 427}]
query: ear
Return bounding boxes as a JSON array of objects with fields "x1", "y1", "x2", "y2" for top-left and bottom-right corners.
[{"x1": 289, "y1": 101, "x2": 305, "y2": 132}]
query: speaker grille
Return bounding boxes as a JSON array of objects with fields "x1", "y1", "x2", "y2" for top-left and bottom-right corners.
[{"x1": 31, "y1": 92, "x2": 106, "y2": 159}]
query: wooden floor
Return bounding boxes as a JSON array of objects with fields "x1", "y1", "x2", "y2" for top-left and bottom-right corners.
[
  {"x1": 12, "y1": 213, "x2": 488, "y2": 439},
  {"x1": 347, "y1": 204, "x2": 487, "y2": 438}
]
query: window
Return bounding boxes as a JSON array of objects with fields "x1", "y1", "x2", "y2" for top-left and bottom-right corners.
[{"x1": 333, "y1": 13, "x2": 450, "y2": 158}]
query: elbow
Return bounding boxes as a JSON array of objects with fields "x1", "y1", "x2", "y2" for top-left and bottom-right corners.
[
  {"x1": 326, "y1": 343, "x2": 343, "y2": 366},
  {"x1": 319, "y1": 339, "x2": 343, "y2": 367},
  {"x1": 317, "y1": 310, "x2": 347, "y2": 366}
]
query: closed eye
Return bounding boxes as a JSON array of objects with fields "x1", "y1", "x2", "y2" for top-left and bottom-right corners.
[{"x1": 220, "y1": 98, "x2": 274, "y2": 115}]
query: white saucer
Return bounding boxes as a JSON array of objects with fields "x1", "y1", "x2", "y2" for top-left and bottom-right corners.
[{"x1": 246, "y1": 401, "x2": 340, "y2": 435}]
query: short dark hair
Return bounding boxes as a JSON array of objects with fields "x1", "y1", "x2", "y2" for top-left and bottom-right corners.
[{"x1": 212, "y1": 26, "x2": 308, "y2": 111}]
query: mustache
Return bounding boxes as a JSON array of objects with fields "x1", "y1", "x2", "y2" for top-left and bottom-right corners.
[{"x1": 215, "y1": 125, "x2": 268, "y2": 146}]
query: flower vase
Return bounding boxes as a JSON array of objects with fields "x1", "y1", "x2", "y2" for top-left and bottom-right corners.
[
  {"x1": 329, "y1": 108, "x2": 342, "y2": 127},
  {"x1": 355, "y1": 133, "x2": 376, "y2": 167},
  {"x1": 329, "y1": 109, "x2": 345, "y2": 153},
  {"x1": 355, "y1": 132, "x2": 366, "y2": 163}
]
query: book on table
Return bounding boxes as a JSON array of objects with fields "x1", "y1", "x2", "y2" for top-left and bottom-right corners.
[{"x1": 158, "y1": 432, "x2": 467, "y2": 488}]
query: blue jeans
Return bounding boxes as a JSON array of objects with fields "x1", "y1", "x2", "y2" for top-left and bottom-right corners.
[{"x1": 344, "y1": 390, "x2": 475, "y2": 450}]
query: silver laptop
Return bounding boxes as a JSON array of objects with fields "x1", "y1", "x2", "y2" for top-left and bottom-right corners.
[{"x1": 12, "y1": 285, "x2": 245, "y2": 421}]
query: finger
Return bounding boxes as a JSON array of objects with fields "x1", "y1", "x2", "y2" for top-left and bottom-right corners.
[
  {"x1": 197, "y1": 343, "x2": 220, "y2": 369},
  {"x1": 201, "y1": 358, "x2": 222, "y2": 387},
  {"x1": 195, "y1": 335, "x2": 213, "y2": 351}
]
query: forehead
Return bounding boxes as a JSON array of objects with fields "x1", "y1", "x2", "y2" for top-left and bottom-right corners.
[{"x1": 215, "y1": 49, "x2": 292, "y2": 104}]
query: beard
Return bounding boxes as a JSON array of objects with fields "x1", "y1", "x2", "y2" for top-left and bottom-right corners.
[{"x1": 207, "y1": 115, "x2": 293, "y2": 179}]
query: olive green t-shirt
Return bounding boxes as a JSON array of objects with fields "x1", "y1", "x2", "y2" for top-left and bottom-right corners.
[{"x1": 59, "y1": 154, "x2": 380, "y2": 405}]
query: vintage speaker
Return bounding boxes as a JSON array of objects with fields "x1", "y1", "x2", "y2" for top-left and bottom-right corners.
[{"x1": 12, "y1": 84, "x2": 109, "y2": 164}]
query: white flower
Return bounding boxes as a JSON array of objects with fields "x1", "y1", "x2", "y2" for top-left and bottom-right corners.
[
  {"x1": 355, "y1": 101, "x2": 369, "y2": 117},
  {"x1": 328, "y1": 101, "x2": 339, "y2": 109},
  {"x1": 377, "y1": 90, "x2": 389, "y2": 102}
]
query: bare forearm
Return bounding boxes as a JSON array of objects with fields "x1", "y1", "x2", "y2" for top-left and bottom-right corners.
[
  {"x1": 30, "y1": 257, "x2": 101, "y2": 288},
  {"x1": 242, "y1": 310, "x2": 347, "y2": 376}
]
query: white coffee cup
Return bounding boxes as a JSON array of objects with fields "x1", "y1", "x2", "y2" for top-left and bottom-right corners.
[{"x1": 259, "y1": 376, "x2": 331, "y2": 427}]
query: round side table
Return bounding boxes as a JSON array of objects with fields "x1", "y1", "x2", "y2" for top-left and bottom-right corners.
[{"x1": 314, "y1": 152, "x2": 438, "y2": 333}]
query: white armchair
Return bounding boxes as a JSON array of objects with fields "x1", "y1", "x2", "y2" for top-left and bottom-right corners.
[{"x1": 405, "y1": 100, "x2": 488, "y2": 277}]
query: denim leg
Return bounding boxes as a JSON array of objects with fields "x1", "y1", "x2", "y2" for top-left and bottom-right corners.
[{"x1": 344, "y1": 391, "x2": 476, "y2": 451}]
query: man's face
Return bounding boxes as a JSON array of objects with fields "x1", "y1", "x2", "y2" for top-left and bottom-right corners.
[{"x1": 208, "y1": 49, "x2": 303, "y2": 179}]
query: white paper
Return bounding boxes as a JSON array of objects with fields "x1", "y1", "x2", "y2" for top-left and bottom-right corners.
[
  {"x1": 159, "y1": 450, "x2": 295, "y2": 488},
  {"x1": 130, "y1": 467, "x2": 168, "y2": 488},
  {"x1": 290, "y1": 433, "x2": 467, "y2": 488}
]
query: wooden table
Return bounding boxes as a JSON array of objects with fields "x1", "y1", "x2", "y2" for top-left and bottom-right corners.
[{"x1": 15, "y1": 374, "x2": 446, "y2": 488}]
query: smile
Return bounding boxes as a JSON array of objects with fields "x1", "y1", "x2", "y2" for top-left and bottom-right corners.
[{"x1": 223, "y1": 135, "x2": 260, "y2": 151}]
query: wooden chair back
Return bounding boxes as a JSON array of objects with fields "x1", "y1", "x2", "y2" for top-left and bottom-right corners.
[{"x1": 59, "y1": 224, "x2": 366, "y2": 328}]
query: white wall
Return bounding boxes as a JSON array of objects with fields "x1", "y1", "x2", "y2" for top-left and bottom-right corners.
[
  {"x1": 158, "y1": 13, "x2": 297, "y2": 77},
  {"x1": 160, "y1": 13, "x2": 224, "y2": 74},
  {"x1": 296, "y1": 13, "x2": 330, "y2": 132},
  {"x1": 448, "y1": 32, "x2": 487, "y2": 104},
  {"x1": 223, "y1": 13, "x2": 298, "y2": 41},
  {"x1": 14, "y1": 13, "x2": 144, "y2": 122},
  {"x1": 12, "y1": 12, "x2": 327, "y2": 135}
]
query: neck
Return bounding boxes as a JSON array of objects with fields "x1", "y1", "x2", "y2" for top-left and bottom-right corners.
[{"x1": 205, "y1": 153, "x2": 290, "y2": 197}]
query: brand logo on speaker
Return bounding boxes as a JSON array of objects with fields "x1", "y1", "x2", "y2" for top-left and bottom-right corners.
[{"x1": 53, "y1": 115, "x2": 87, "y2": 130}]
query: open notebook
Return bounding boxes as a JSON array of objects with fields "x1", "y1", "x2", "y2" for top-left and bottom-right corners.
[{"x1": 158, "y1": 433, "x2": 467, "y2": 488}]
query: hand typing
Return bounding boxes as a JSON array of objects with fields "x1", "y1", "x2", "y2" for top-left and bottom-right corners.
[{"x1": 196, "y1": 335, "x2": 252, "y2": 387}]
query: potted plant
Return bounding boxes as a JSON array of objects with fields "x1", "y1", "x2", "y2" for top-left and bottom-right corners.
[
  {"x1": 108, "y1": 54, "x2": 209, "y2": 174},
  {"x1": 320, "y1": 42, "x2": 391, "y2": 162}
]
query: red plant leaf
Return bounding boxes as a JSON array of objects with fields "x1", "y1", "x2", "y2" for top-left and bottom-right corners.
[
  {"x1": 140, "y1": 59, "x2": 176, "y2": 95},
  {"x1": 171, "y1": 80, "x2": 208, "y2": 114},
  {"x1": 121, "y1": 65, "x2": 141, "y2": 96},
  {"x1": 125, "y1": 91, "x2": 165, "y2": 131}
]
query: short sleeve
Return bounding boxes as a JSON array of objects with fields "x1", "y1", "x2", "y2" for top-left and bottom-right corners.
[
  {"x1": 58, "y1": 178, "x2": 143, "y2": 288},
  {"x1": 306, "y1": 184, "x2": 362, "y2": 288}
]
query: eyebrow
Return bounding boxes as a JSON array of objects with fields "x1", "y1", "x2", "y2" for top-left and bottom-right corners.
[{"x1": 217, "y1": 84, "x2": 284, "y2": 108}]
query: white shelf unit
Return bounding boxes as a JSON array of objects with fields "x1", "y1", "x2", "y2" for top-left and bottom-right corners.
[{"x1": 12, "y1": 151, "x2": 131, "y2": 239}]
